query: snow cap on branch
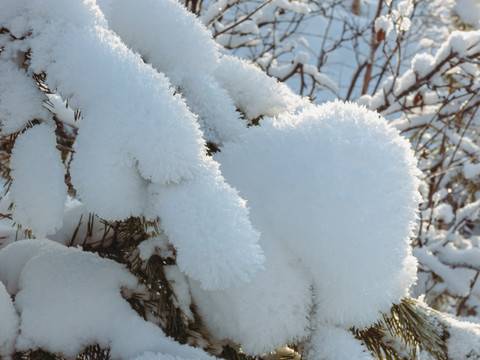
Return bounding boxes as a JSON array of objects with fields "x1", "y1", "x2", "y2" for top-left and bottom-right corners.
[
  {"x1": 214, "y1": 55, "x2": 307, "y2": 120},
  {"x1": 0, "y1": 239, "x2": 215, "y2": 360},
  {"x1": 190, "y1": 230, "x2": 312, "y2": 354},
  {"x1": 0, "y1": 0, "x2": 264, "y2": 290},
  {"x1": 145, "y1": 159, "x2": 264, "y2": 290},
  {"x1": 96, "y1": 0, "x2": 247, "y2": 144},
  {"x1": 0, "y1": 60, "x2": 49, "y2": 135},
  {"x1": 215, "y1": 101, "x2": 421, "y2": 329},
  {"x1": 9, "y1": 124, "x2": 67, "y2": 237}
]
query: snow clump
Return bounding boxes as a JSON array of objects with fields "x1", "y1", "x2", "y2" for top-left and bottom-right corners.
[
  {"x1": 0, "y1": 239, "x2": 215, "y2": 360},
  {"x1": 9, "y1": 124, "x2": 67, "y2": 237},
  {"x1": 192, "y1": 100, "x2": 421, "y2": 354},
  {"x1": 0, "y1": 0, "x2": 264, "y2": 291}
]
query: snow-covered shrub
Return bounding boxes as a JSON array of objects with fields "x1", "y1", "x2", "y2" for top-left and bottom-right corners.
[{"x1": 0, "y1": 0, "x2": 477, "y2": 359}]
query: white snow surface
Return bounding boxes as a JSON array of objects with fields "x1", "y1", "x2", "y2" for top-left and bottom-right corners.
[
  {"x1": 464, "y1": 162, "x2": 480, "y2": 179},
  {"x1": 0, "y1": 239, "x2": 214, "y2": 360},
  {"x1": 0, "y1": 239, "x2": 65, "y2": 294},
  {"x1": 0, "y1": 282, "x2": 19, "y2": 357},
  {"x1": 131, "y1": 351, "x2": 200, "y2": 360},
  {"x1": 374, "y1": 15, "x2": 393, "y2": 37},
  {"x1": 190, "y1": 230, "x2": 312, "y2": 355},
  {"x1": 442, "y1": 314, "x2": 480, "y2": 359},
  {"x1": 9, "y1": 124, "x2": 67, "y2": 237},
  {"x1": 48, "y1": 197, "x2": 107, "y2": 246},
  {"x1": 145, "y1": 159, "x2": 264, "y2": 290},
  {"x1": 97, "y1": 0, "x2": 217, "y2": 77},
  {"x1": 433, "y1": 203, "x2": 455, "y2": 224},
  {"x1": 137, "y1": 235, "x2": 172, "y2": 261},
  {"x1": 0, "y1": 1, "x2": 432, "y2": 357},
  {"x1": 215, "y1": 101, "x2": 421, "y2": 328},
  {"x1": 2, "y1": 0, "x2": 264, "y2": 290},
  {"x1": 171, "y1": 73, "x2": 247, "y2": 144},
  {"x1": 304, "y1": 325, "x2": 373, "y2": 360},
  {"x1": 0, "y1": 59, "x2": 49, "y2": 135},
  {"x1": 20, "y1": 0, "x2": 208, "y2": 218},
  {"x1": 454, "y1": 0, "x2": 480, "y2": 29},
  {"x1": 96, "y1": 0, "x2": 247, "y2": 144},
  {"x1": 214, "y1": 55, "x2": 306, "y2": 120},
  {"x1": 164, "y1": 265, "x2": 194, "y2": 321}
]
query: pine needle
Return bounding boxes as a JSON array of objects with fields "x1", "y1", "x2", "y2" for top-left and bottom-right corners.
[{"x1": 353, "y1": 297, "x2": 448, "y2": 360}]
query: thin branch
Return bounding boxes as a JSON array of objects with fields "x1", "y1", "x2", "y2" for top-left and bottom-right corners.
[{"x1": 213, "y1": 0, "x2": 275, "y2": 38}]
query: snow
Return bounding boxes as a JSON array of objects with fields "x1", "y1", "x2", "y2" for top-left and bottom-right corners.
[
  {"x1": 8, "y1": 0, "x2": 264, "y2": 290},
  {"x1": 190, "y1": 230, "x2": 312, "y2": 355},
  {"x1": 36, "y1": 26, "x2": 206, "y2": 186},
  {"x1": 9, "y1": 124, "x2": 67, "y2": 237},
  {"x1": 412, "y1": 53, "x2": 436, "y2": 78},
  {"x1": 48, "y1": 197, "x2": 106, "y2": 246},
  {"x1": 396, "y1": 0, "x2": 414, "y2": 16},
  {"x1": 413, "y1": 247, "x2": 471, "y2": 296},
  {"x1": 374, "y1": 15, "x2": 393, "y2": 37},
  {"x1": 0, "y1": 281, "x2": 19, "y2": 358},
  {"x1": 97, "y1": 0, "x2": 247, "y2": 144},
  {"x1": 454, "y1": 0, "x2": 480, "y2": 29},
  {"x1": 132, "y1": 351, "x2": 200, "y2": 360},
  {"x1": 145, "y1": 159, "x2": 264, "y2": 291},
  {"x1": 137, "y1": 235, "x2": 173, "y2": 261},
  {"x1": 97, "y1": 0, "x2": 218, "y2": 77},
  {"x1": 214, "y1": 55, "x2": 306, "y2": 120},
  {"x1": 215, "y1": 100, "x2": 421, "y2": 328},
  {"x1": 443, "y1": 314, "x2": 480, "y2": 359},
  {"x1": 0, "y1": 239, "x2": 214, "y2": 360},
  {"x1": 44, "y1": 94, "x2": 79, "y2": 128},
  {"x1": 433, "y1": 203, "x2": 454, "y2": 224},
  {"x1": 171, "y1": 73, "x2": 247, "y2": 144},
  {"x1": 0, "y1": 239, "x2": 65, "y2": 295},
  {"x1": 464, "y1": 162, "x2": 480, "y2": 179},
  {"x1": 273, "y1": 0, "x2": 310, "y2": 14},
  {"x1": 0, "y1": 59, "x2": 49, "y2": 135},
  {"x1": 303, "y1": 65, "x2": 339, "y2": 93},
  {"x1": 164, "y1": 265, "x2": 194, "y2": 321},
  {"x1": 392, "y1": 0, "x2": 413, "y2": 32},
  {"x1": 398, "y1": 17, "x2": 412, "y2": 32},
  {"x1": 0, "y1": 0, "x2": 455, "y2": 357},
  {"x1": 304, "y1": 325, "x2": 373, "y2": 360}
]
